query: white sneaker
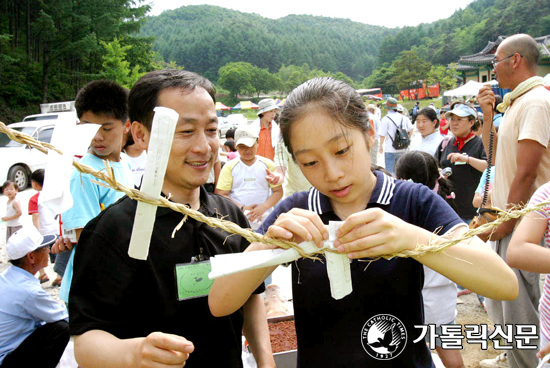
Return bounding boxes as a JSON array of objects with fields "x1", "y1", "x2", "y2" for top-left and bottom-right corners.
[{"x1": 480, "y1": 353, "x2": 508, "y2": 368}]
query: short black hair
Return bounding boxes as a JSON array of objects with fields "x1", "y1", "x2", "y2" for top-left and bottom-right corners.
[
  {"x1": 129, "y1": 70, "x2": 216, "y2": 131},
  {"x1": 224, "y1": 140, "x2": 236, "y2": 152},
  {"x1": 31, "y1": 169, "x2": 45, "y2": 186},
  {"x1": 225, "y1": 128, "x2": 236, "y2": 140},
  {"x1": 75, "y1": 80, "x2": 129, "y2": 122},
  {"x1": 9, "y1": 256, "x2": 26, "y2": 266},
  {"x1": 1, "y1": 180, "x2": 17, "y2": 192}
]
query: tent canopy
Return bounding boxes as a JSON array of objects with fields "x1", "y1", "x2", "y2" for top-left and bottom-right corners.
[
  {"x1": 444, "y1": 80, "x2": 498, "y2": 97},
  {"x1": 215, "y1": 102, "x2": 231, "y2": 111},
  {"x1": 232, "y1": 101, "x2": 259, "y2": 110}
]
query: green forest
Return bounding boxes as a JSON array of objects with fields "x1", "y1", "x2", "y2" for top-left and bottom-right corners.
[{"x1": 2, "y1": 0, "x2": 550, "y2": 122}]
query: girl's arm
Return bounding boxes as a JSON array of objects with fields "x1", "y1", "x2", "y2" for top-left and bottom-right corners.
[
  {"x1": 334, "y1": 208, "x2": 518, "y2": 301},
  {"x1": 507, "y1": 211, "x2": 550, "y2": 273},
  {"x1": 242, "y1": 294, "x2": 276, "y2": 368},
  {"x1": 209, "y1": 208, "x2": 328, "y2": 317}
]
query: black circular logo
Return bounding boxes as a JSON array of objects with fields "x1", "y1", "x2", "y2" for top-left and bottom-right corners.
[{"x1": 361, "y1": 314, "x2": 407, "y2": 360}]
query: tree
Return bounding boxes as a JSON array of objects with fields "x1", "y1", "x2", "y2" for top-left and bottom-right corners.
[
  {"x1": 101, "y1": 38, "x2": 143, "y2": 89},
  {"x1": 427, "y1": 63, "x2": 458, "y2": 93},
  {"x1": 389, "y1": 50, "x2": 432, "y2": 91},
  {"x1": 218, "y1": 62, "x2": 255, "y2": 99},
  {"x1": 250, "y1": 66, "x2": 280, "y2": 97}
]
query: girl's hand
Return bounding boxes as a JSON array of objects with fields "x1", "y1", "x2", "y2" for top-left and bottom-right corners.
[
  {"x1": 265, "y1": 208, "x2": 328, "y2": 248},
  {"x1": 333, "y1": 208, "x2": 417, "y2": 259},
  {"x1": 447, "y1": 152, "x2": 467, "y2": 164}
]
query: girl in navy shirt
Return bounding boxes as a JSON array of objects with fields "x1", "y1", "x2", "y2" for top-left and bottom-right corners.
[{"x1": 209, "y1": 78, "x2": 518, "y2": 367}]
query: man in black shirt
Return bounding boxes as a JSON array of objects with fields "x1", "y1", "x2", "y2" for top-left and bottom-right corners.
[{"x1": 69, "y1": 70, "x2": 274, "y2": 368}]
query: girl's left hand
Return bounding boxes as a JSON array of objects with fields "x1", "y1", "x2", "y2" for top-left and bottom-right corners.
[{"x1": 333, "y1": 208, "x2": 417, "y2": 259}]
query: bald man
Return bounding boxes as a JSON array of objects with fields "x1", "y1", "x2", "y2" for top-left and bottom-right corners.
[{"x1": 478, "y1": 34, "x2": 550, "y2": 368}]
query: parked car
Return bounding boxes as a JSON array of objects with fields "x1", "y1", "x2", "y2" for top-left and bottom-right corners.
[
  {"x1": 0, "y1": 121, "x2": 56, "y2": 191},
  {"x1": 218, "y1": 114, "x2": 247, "y2": 138},
  {"x1": 1, "y1": 105, "x2": 78, "y2": 191}
]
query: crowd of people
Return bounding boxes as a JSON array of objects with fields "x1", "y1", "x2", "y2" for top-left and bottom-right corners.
[{"x1": 0, "y1": 32, "x2": 549, "y2": 368}]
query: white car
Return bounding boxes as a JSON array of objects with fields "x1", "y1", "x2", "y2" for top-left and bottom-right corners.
[
  {"x1": 1, "y1": 109, "x2": 78, "y2": 191},
  {"x1": 218, "y1": 114, "x2": 247, "y2": 138}
]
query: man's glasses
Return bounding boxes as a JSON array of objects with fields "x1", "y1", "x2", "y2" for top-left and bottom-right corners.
[{"x1": 491, "y1": 53, "x2": 522, "y2": 68}]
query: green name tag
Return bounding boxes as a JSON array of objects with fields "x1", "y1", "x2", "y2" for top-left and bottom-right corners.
[{"x1": 175, "y1": 261, "x2": 214, "y2": 301}]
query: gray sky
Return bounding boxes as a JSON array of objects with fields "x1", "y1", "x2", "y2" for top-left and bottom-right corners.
[{"x1": 147, "y1": 0, "x2": 476, "y2": 28}]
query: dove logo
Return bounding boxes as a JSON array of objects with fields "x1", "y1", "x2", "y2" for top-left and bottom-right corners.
[{"x1": 361, "y1": 314, "x2": 407, "y2": 360}]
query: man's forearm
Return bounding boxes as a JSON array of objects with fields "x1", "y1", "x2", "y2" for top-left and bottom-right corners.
[{"x1": 75, "y1": 330, "x2": 139, "y2": 368}]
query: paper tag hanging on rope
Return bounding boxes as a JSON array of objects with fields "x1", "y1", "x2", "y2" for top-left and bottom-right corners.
[
  {"x1": 128, "y1": 107, "x2": 178, "y2": 260},
  {"x1": 40, "y1": 121, "x2": 101, "y2": 214},
  {"x1": 324, "y1": 221, "x2": 352, "y2": 299},
  {"x1": 209, "y1": 221, "x2": 353, "y2": 300}
]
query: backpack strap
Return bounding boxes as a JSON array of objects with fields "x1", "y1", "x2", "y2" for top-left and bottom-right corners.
[{"x1": 386, "y1": 115, "x2": 404, "y2": 142}]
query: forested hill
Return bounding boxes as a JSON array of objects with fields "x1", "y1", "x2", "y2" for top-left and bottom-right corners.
[
  {"x1": 376, "y1": 0, "x2": 550, "y2": 66},
  {"x1": 139, "y1": 5, "x2": 397, "y2": 81}
]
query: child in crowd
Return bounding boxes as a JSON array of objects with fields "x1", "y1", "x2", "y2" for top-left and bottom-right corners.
[
  {"x1": 507, "y1": 182, "x2": 550, "y2": 366},
  {"x1": 225, "y1": 127, "x2": 236, "y2": 141},
  {"x1": 209, "y1": 77, "x2": 518, "y2": 367},
  {"x1": 220, "y1": 139, "x2": 239, "y2": 161},
  {"x1": 2, "y1": 181, "x2": 22, "y2": 240},
  {"x1": 52, "y1": 80, "x2": 133, "y2": 304},
  {"x1": 395, "y1": 151, "x2": 463, "y2": 368},
  {"x1": 439, "y1": 112, "x2": 449, "y2": 136},
  {"x1": 28, "y1": 169, "x2": 62, "y2": 285},
  {"x1": 215, "y1": 126, "x2": 283, "y2": 228}
]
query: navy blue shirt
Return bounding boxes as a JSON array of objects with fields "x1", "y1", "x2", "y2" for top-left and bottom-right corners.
[{"x1": 259, "y1": 171, "x2": 464, "y2": 367}]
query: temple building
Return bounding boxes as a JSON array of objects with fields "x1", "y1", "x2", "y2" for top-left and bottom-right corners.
[{"x1": 456, "y1": 35, "x2": 550, "y2": 84}]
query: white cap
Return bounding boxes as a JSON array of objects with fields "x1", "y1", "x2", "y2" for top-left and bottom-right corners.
[
  {"x1": 7, "y1": 229, "x2": 57, "y2": 260},
  {"x1": 235, "y1": 126, "x2": 259, "y2": 147}
]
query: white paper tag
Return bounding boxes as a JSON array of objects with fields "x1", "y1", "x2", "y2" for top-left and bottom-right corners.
[
  {"x1": 325, "y1": 221, "x2": 352, "y2": 300},
  {"x1": 128, "y1": 107, "x2": 178, "y2": 260},
  {"x1": 208, "y1": 220, "x2": 353, "y2": 300},
  {"x1": 40, "y1": 120, "x2": 101, "y2": 214}
]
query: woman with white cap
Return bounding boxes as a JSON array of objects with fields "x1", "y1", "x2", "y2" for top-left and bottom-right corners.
[
  {"x1": 247, "y1": 99, "x2": 280, "y2": 160},
  {"x1": 435, "y1": 103, "x2": 487, "y2": 222}
]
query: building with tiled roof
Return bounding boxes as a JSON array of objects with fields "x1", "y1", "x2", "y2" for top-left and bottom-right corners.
[{"x1": 455, "y1": 35, "x2": 550, "y2": 84}]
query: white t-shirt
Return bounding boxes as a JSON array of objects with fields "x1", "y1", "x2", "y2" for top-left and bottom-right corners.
[
  {"x1": 379, "y1": 111, "x2": 413, "y2": 153},
  {"x1": 216, "y1": 156, "x2": 279, "y2": 207},
  {"x1": 411, "y1": 131, "x2": 443, "y2": 156},
  {"x1": 122, "y1": 151, "x2": 147, "y2": 188},
  {"x1": 274, "y1": 139, "x2": 311, "y2": 198}
]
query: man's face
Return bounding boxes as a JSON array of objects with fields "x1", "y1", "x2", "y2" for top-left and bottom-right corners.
[
  {"x1": 156, "y1": 87, "x2": 219, "y2": 192},
  {"x1": 493, "y1": 45, "x2": 514, "y2": 89},
  {"x1": 32, "y1": 246, "x2": 49, "y2": 270},
  {"x1": 81, "y1": 111, "x2": 129, "y2": 161}
]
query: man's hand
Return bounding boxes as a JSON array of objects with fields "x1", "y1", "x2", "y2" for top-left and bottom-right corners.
[
  {"x1": 478, "y1": 219, "x2": 515, "y2": 242},
  {"x1": 51, "y1": 237, "x2": 74, "y2": 254},
  {"x1": 135, "y1": 332, "x2": 194, "y2": 367},
  {"x1": 265, "y1": 169, "x2": 282, "y2": 186},
  {"x1": 477, "y1": 86, "x2": 496, "y2": 114},
  {"x1": 378, "y1": 146, "x2": 383, "y2": 154}
]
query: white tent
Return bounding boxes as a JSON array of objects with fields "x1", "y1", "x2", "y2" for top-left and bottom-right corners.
[{"x1": 444, "y1": 80, "x2": 498, "y2": 97}]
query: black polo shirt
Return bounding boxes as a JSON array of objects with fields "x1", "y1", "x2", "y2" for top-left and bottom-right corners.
[
  {"x1": 259, "y1": 171, "x2": 464, "y2": 367},
  {"x1": 435, "y1": 136, "x2": 486, "y2": 220},
  {"x1": 69, "y1": 187, "x2": 263, "y2": 368}
]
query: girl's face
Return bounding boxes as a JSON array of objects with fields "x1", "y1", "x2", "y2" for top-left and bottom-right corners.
[
  {"x1": 416, "y1": 114, "x2": 437, "y2": 137},
  {"x1": 290, "y1": 111, "x2": 375, "y2": 206},
  {"x1": 3, "y1": 184, "x2": 17, "y2": 199}
]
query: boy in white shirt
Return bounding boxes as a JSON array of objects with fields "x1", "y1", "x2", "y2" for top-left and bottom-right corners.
[{"x1": 216, "y1": 126, "x2": 283, "y2": 227}]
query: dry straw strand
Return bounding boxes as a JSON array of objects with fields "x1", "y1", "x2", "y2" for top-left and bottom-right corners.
[{"x1": 1, "y1": 121, "x2": 547, "y2": 260}]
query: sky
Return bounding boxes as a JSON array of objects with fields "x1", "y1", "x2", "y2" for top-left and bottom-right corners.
[{"x1": 147, "y1": 0, "x2": 476, "y2": 28}]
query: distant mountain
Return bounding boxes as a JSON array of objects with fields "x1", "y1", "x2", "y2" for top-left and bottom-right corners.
[
  {"x1": 141, "y1": 1, "x2": 550, "y2": 81},
  {"x1": 140, "y1": 5, "x2": 397, "y2": 80}
]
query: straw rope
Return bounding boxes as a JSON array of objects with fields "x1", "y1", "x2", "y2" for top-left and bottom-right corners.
[{"x1": 1, "y1": 121, "x2": 547, "y2": 260}]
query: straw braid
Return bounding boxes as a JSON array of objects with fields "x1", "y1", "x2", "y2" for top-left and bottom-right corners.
[{"x1": 0, "y1": 121, "x2": 547, "y2": 260}]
